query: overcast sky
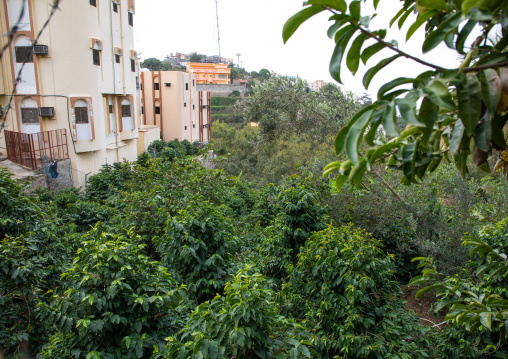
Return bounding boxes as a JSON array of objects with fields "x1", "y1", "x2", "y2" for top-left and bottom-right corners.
[{"x1": 135, "y1": 0, "x2": 464, "y2": 98}]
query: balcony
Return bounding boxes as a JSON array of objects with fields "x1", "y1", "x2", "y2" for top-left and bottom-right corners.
[{"x1": 4, "y1": 129, "x2": 69, "y2": 170}]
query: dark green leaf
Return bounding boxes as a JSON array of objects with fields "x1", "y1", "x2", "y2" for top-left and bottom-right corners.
[
  {"x1": 456, "y1": 20, "x2": 477, "y2": 55},
  {"x1": 346, "y1": 107, "x2": 376, "y2": 164},
  {"x1": 378, "y1": 77, "x2": 419, "y2": 99},
  {"x1": 424, "y1": 79, "x2": 456, "y2": 111},
  {"x1": 349, "y1": 0, "x2": 361, "y2": 20},
  {"x1": 473, "y1": 112, "x2": 491, "y2": 152},
  {"x1": 283, "y1": 6, "x2": 326, "y2": 44},
  {"x1": 363, "y1": 55, "x2": 401, "y2": 89},
  {"x1": 418, "y1": 0, "x2": 447, "y2": 10},
  {"x1": 390, "y1": 7, "x2": 407, "y2": 27},
  {"x1": 308, "y1": 0, "x2": 348, "y2": 13},
  {"x1": 382, "y1": 101, "x2": 399, "y2": 137},
  {"x1": 402, "y1": 142, "x2": 417, "y2": 182},
  {"x1": 458, "y1": 73, "x2": 482, "y2": 136},
  {"x1": 407, "y1": 11, "x2": 439, "y2": 41},
  {"x1": 418, "y1": 98, "x2": 438, "y2": 145},
  {"x1": 347, "y1": 33, "x2": 369, "y2": 74},
  {"x1": 491, "y1": 113, "x2": 508, "y2": 149},
  {"x1": 398, "y1": 5, "x2": 416, "y2": 30},
  {"x1": 360, "y1": 43, "x2": 386, "y2": 65},
  {"x1": 466, "y1": 7, "x2": 493, "y2": 21},
  {"x1": 330, "y1": 27, "x2": 358, "y2": 83},
  {"x1": 397, "y1": 91, "x2": 423, "y2": 126},
  {"x1": 422, "y1": 11, "x2": 463, "y2": 53},
  {"x1": 480, "y1": 69, "x2": 501, "y2": 115},
  {"x1": 449, "y1": 120, "x2": 465, "y2": 154}
]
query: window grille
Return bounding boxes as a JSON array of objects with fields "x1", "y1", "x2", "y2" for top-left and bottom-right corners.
[
  {"x1": 154, "y1": 83, "x2": 159, "y2": 90},
  {"x1": 93, "y1": 49, "x2": 100, "y2": 66},
  {"x1": 21, "y1": 108, "x2": 39, "y2": 124},
  {"x1": 15, "y1": 47, "x2": 33, "y2": 63},
  {"x1": 113, "y1": 2, "x2": 118, "y2": 12},
  {"x1": 155, "y1": 106, "x2": 160, "y2": 114},
  {"x1": 131, "y1": 58, "x2": 136, "y2": 72},
  {"x1": 128, "y1": 12, "x2": 133, "y2": 26},
  {"x1": 115, "y1": 54, "x2": 121, "y2": 63},
  {"x1": 121, "y1": 105, "x2": 131, "y2": 117},
  {"x1": 75, "y1": 107, "x2": 89, "y2": 124}
]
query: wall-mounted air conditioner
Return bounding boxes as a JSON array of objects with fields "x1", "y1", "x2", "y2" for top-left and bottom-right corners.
[
  {"x1": 165, "y1": 83, "x2": 171, "y2": 87},
  {"x1": 39, "y1": 107, "x2": 55, "y2": 117},
  {"x1": 33, "y1": 45, "x2": 48, "y2": 55}
]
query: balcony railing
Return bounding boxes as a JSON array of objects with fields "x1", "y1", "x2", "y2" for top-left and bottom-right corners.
[{"x1": 5, "y1": 129, "x2": 69, "y2": 170}]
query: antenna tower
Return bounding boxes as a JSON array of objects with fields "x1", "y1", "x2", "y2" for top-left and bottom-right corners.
[
  {"x1": 235, "y1": 53, "x2": 241, "y2": 67},
  {"x1": 215, "y1": 0, "x2": 221, "y2": 63}
]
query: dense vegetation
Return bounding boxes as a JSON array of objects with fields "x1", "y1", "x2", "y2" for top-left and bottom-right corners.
[{"x1": 1, "y1": 135, "x2": 508, "y2": 357}]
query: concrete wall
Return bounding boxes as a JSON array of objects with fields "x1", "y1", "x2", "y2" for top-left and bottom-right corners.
[
  {"x1": 197, "y1": 83, "x2": 247, "y2": 97},
  {"x1": 137, "y1": 125, "x2": 160, "y2": 155}
]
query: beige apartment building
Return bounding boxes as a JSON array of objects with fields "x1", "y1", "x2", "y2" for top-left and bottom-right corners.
[
  {"x1": 140, "y1": 70, "x2": 211, "y2": 146},
  {"x1": 0, "y1": 0, "x2": 141, "y2": 186}
]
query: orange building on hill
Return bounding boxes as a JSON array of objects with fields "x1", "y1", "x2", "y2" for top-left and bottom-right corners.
[{"x1": 186, "y1": 63, "x2": 231, "y2": 84}]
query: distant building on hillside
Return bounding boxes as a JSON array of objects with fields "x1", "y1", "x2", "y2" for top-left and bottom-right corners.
[
  {"x1": 186, "y1": 63, "x2": 231, "y2": 85},
  {"x1": 309, "y1": 80, "x2": 327, "y2": 92},
  {"x1": 140, "y1": 71, "x2": 211, "y2": 146}
]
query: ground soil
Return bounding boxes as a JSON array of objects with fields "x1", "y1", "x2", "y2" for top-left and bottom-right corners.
[{"x1": 401, "y1": 285, "x2": 447, "y2": 327}]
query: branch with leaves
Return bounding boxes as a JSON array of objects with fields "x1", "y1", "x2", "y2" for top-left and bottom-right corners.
[{"x1": 284, "y1": 0, "x2": 508, "y2": 190}]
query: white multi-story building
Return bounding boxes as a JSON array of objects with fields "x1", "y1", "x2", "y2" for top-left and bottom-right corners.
[{"x1": 0, "y1": 0, "x2": 141, "y2": 186}]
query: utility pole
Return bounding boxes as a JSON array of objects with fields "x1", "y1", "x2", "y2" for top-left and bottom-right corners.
[{"x1": 215, "y1": 0, "x2": 221, "y2": 63}]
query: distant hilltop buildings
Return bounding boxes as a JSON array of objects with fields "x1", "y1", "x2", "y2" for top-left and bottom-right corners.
[{"x1": 164, "y1": 52, "x2": 233, "y2": 69}]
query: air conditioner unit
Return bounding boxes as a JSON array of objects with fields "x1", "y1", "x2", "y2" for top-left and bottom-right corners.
[
  {"x1": 33, "y1": 45, "x2": 48, "y2": 55},
  {"x1": 165, "y1": 83, "x2": 171, "y2": 87},
  {"x1": 39, "y1": 107, "x2": 55, "y2": 117}
]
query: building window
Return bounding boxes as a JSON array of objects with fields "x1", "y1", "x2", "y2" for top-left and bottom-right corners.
[
  {"x1": 185, "y1": 126, "x2": 187, "y2": 130},
  {"x1": 121, "y1": 99, "x2": 133, "y2": 131},
  {"x1": 131, "y1": 58, "x2": 136, "y2": 72},
  {"x1": 141, "y1": 106, "x2": 144, "y2": 114},
  {"x1": 121, "y1": 104, "x2": 131, "y2": 117},
  {"x1": 93, "y1": 49, "x2": 100, "y2": 66},
  {"x1": 154, "y1": 83, "x2": 159, "y2": 90},
  {"x1": 15, "y1": 46, "x2": 33, "y2": 63},
  {"x1": 113, "y1": 2, "x2": 118, "y2": 13},
  {"x1": 192, "y1": 80, "x2": 195, "y2": 86},
  {"x1": 140, "y1": 83, "x2": 143, "y2": 90},
  {"x1": 218, "y1": 74, "x2": 227, "y2": 79},
  {"x1": 90, "y1": 0, "x2": 96, "y2": 7},
  {"x1": 186, "y1": 83, "x2": 189, "y2": 90},
  {"x1": 115, "y1": 54, "x2": 121, "y2": 63},
  {"x1": 193, "y1": 124, "x2": 195, "y2": 128},
  {"x1": 109, "y1": 105, "x2": 113, "y2": 114},
  {"x1": 21, "y1": 108, "x2": 38, "y2": 124},
  {"x1": 184, "y1": 102, "x2": 186, "y2": 107},
  {"x1": 128, "y1": 12, "x2": 133, "y2": 26},
  {"x1": 75, "y1": 106, "x2": 89, "y2": 124},
  {"x1": 193, "y1": 104, "x2": 195, "y2": 110},
  {"x1": 155, "y1": 106, "x2": 160, "y2": 114}
]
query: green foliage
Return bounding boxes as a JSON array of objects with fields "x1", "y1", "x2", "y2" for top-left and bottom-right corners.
[
  {"x1": 0, "y1": 170, "x2": 76, "y2": 356},
  {"x1": 154, "y1": 267, "x2": 312, "y2": 359},
  {"x1": 85, "y1": 162, "x2": 132, "y2": 202},
  {"x1": 283, "y1": 225, "x2": 432, "y2": 358},
  {"x1": 285, "y1": 0, "x2": 508, "y2": 189},
  {"x1": 229, "y1": 90, "x2": 241, "y2": 97},
  {"x1": 39, "y1": 229, "x2": 188, "y2": 359},
  {"x1": 154, "y1": 199, "x2": 239, "y2": 301},
  {"x1": 211, "y1": 97, "x2": 240, "y2": 107},
  {"x1": 160, "y1": 147, "x2": 177, "y2": 162},
  {"x1": 410, "y1": 218, "x2": 508, "y2": 355},
  {"x1": 147, "y1": 139, "x2": 166, "y2": 157},
  {"x1": 140, "y1": 57, "x2": 172, "y2": 71},
  {"x1": 261, "y1": 181, "x2": 328, "y2": 280},
  {"x1": 137, "y1": 151, "x2": 151, "y2": 167},
  {"x1": 66, "y1": 201, "x2": 118, "y2": 233}
]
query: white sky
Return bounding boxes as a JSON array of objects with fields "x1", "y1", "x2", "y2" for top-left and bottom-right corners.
[{"x1": 135, "y1": 0, "x2": 466, "y2": 98}]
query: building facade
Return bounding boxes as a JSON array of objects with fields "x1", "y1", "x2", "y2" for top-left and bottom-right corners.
[
  {"x1": 0, "y1": 0, "x2": 140, "y2": 186},
  {"x1": 140, "y1": 71, "x2": 211, "y2": 145},
  {"x1": 186, "y1": 62, "x2": 231, "y2": 85},
  {"x1": 309, "y1": 80, "x2": 326, "y2": 92}
]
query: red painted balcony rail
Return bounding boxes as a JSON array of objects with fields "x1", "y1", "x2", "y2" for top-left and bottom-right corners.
[{"x1": 4, "y1": 129, "x2": 69, "y2": 170}]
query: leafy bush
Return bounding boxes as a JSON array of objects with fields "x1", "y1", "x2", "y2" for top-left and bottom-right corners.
[
  {"x1": 65, "y1": 201, "x2": 118, "y2": 233},
  {"x1": 410, "y1": 218, "x2": 508, "y2": 356},
  {"x1": 283, "y1": 225, "x2": 431, "y2": 358},
  {"x1": 261, "y1": 183, "x2": 328, "y2": 280},
  {"x1": 39, "y1": 229, "x2": 188, "y2": 359},
  {"x1": 154, "y1": 199, "x2": 239, "y2": 301},
  {"x1": 210, "y1": 97, "x2": 240, "y2": 107},
  {"x1": 147, "y1": 139, "x2": 166, "y2": 157},
  {"x1": 137, "y1": 151, "x2": 151, "y2": 167},
  {"x1": 154, "y1": 267, "x2": 312, "y2": 359},
  {"x1": 85, "y1": 162, "x2": 132, "y2": 202},
  {"x1": 160, "y1": 147, "x2": 177, "y2": 162},
  {"x1": 211, "y1": 105, "x2": 227, "y2": 111}
]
